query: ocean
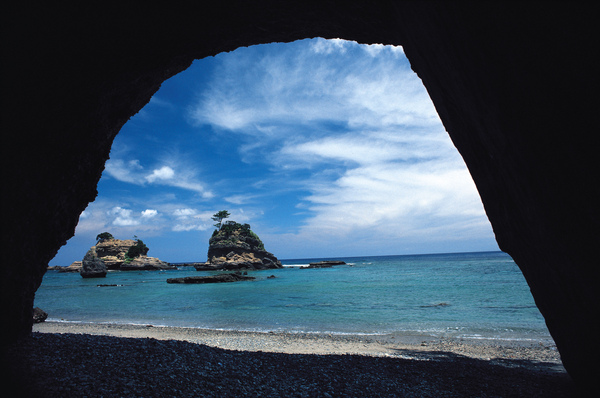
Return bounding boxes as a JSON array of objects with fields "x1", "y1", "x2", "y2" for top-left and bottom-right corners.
[{"x1": 35, "y1": 251, "x2": 552, "y2": 343}]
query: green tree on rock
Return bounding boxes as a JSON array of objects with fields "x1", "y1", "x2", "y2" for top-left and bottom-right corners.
[
  {"x1": 211, "y1": 210, "x2": 230, "y2": 230},
  {"x1": 125, "y1": 238, "x2": 149, "y2": 260},
  {"x1": 96, "y1": 232, "x2": 114, "y2": 244}
]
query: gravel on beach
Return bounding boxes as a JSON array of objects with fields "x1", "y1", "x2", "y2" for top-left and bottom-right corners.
[{"x1": 2, "y1": 322, "x2": 577, "y2": 397}]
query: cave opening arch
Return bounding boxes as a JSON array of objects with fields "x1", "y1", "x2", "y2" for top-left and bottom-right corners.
[{"x1": 3, "y1": 2, "x2": 597, "y2": 387}]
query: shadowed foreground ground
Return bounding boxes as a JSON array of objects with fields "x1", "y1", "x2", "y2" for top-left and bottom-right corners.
[{"x1": 3, "y1": 332, "x2": 578, "y2": 397}]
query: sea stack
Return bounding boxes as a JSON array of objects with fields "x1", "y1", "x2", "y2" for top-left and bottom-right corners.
[
  {"x1": 80, "y1": 246, "x2": 108, "y2": 278},
  {"x1": 79, "y1": 233, "x2": 174, "y2": 277},
  {"x1": 196, "y1": 221, "x2": 282, "y2": 271},
  {"x1": 93, "y1": 237, "x2": 172, "y2": 270}
]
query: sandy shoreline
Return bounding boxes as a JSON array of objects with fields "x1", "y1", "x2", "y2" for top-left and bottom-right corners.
[
  {"x1": 32, "y1": 321, "x2": 564, "y2": 365},
  {"x1": 4, "y1": 322, "x2": 576, "y2": 397}
]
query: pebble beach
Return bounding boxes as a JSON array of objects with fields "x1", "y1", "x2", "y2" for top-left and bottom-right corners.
[{"x1": 3, "y1": 321, "x2": 577, "y2": 397}]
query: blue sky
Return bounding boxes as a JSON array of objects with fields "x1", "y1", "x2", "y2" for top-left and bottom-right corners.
[{"x1": 51, "y1": 38, "x2": 498, "y2": 265}]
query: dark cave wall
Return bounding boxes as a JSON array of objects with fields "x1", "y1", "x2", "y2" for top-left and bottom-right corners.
[
  {"x1": 392, "y1": 4, "x2": 598, "y2": 383},
  {"x1": 2, "y1": 1, "x2": 597, "y2": 385}
]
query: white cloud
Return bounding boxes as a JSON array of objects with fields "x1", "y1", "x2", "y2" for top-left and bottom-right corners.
[
  {"x1": 141, "y1": 209, "x2": 158, "y2": 218},
  {"x1": 190, "y1": 38, "x2": 435, "y2": 140},
  {"x1": 104, "y1": 159, "x2": 145, "y2": 184},
  {"x1": 173, "y1": 208, "x2": 197, "y2": 218},
  {"x1": 148, "y1": 96, "x2": 174, "y2": 108},
  {"x1": 310, "y1": 38, "x2": 349, "y2": 54},
  {"x1": 224, "y1": 194, "x2": 260, "y2": 205},
  {"x1": 145, "y1": 166, "x2": 175, "y2": 183},
  {"x1": 73, "y1": 200, "x2": 217, "y2": 238},
  {"x1": 112, "y1": 218, "x2": 139, "y2": 227},
  {"x1": 277, "y1": 130, "x2": 453, "y2": 169},
  {"x1": 172, "y1": 224, "x2": 201, "y2": 232},
  {"x1": 276, "y1": 128, "x2": 487, "y2": 245},
  {"x1": 361, "y1": 42, "x2": 405, "y2": 57},
  {"x1": 187, "y1": 38, "x2": 493, "y2": 250},
  {"x1": 104, "y1": 157, "x2": 213, "y2": 198},
  {"x1": 109, "y1": 206, "x2": 139, "y2": 226},
  {"x1": 302, "y1": 164, "x2": 485, "y2": 228},
  {"x1": 171, "y1": 180, "x2": 214, "y2": 199},
  {"x1": 170, "y1": 208, "x2": 213, "y2": 232}
]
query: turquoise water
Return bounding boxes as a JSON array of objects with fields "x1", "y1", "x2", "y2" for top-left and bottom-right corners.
[{"x1": 35, "y1": 251, "x2": 552, "y2": 342}]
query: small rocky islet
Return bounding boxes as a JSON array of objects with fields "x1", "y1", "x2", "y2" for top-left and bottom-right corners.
[
  {"x1": 170, "y1": 219, "x2": 282, "y2": 284},
  {"x1": 302, "y1": 260, "x2": 346, "y2": 269},
  {"x1": 167, "y1": 272, "x2": 256, "y2": 284},
  {"x1": 194, "y1": 220, "x2": 283, "y2": 271},
  {"x1": 48, "y1": 232, "x2": 174, "y2": 278}
]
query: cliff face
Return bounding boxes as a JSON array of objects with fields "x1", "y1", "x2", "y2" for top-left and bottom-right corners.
[
  {"x1": 200, "y1": 223, "x2": 282, "y2": 270},
  {"x1": 94, "y1": 239, "x2": 138, "y2": 270}
]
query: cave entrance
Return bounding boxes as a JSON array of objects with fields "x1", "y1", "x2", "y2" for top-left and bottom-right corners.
[{"x1": 7, "y1": 3, "x2": 593, "y2": 384}]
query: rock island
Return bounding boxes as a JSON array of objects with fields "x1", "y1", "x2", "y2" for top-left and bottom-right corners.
[
  {"x1": 80, "y1": 232, "x2": 174, "y2": 278},
  {"x1": 195, "y1": 217, "x2": 282, "y2": 271}
]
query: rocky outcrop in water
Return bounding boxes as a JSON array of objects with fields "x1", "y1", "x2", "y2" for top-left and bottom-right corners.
[
  {"x1": 167, "y1": 273, "x2": 256, "y2": 284},
  {"x1": 80, "y1": 247, "x2": 107, "y2": 278},
  {"x1": 48, "y1": 261, "x2": 82, "y2": 273},
  {"x1": 93, "y1": 239, "x2": 138, "y2": 269},
  {"x1": 303, "y1": 261, "x2": 346, "y2": 269},
  {"x1": 79, "y1": 236, "x2": 174, "y2": 278},
  {"x1": 196, "y1": 222, "x2": 282, "y2": 271},
  {"x1": 120, "y1": 255, "x2": 172, "y2": 271},
  {"x1": 32, "y1": 307, "x2": 48, "y2": 323},
  {"x1": 93, "y1": 238, "x2": 170, "y2": 270}
]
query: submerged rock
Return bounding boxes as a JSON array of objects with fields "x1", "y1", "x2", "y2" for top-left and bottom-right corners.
[
  {"x1": 304, "y1": 261, "x2": 346, "y2": 268},
  {"x1": 167, "y1": 273, "x2": 256, "y2": 284}
]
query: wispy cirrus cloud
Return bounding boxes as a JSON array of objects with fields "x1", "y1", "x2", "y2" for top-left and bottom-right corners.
[
  {"x1": 190, "y1": 39, "x2": 433, "y2": 135},
  {"x1": 104, "y1": 157, "x2": 213, "y2": 199},
  {"x1": 186, "y1": 38, "x2": 493, "y2": 254},
  {"x1": 103, "y1": 159, "x2": 144, "y2": 184}
]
